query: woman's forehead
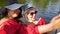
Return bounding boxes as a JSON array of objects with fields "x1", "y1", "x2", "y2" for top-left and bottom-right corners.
[
  {"x1": 28, "y1": 10, "x2": 35, "y2": 13},
  {"x1": 8, "y1": 9, "x2": 20, "y2": 11},
  {"x1": 30, "y1": 10, "x2": 35, "y2": 12}
]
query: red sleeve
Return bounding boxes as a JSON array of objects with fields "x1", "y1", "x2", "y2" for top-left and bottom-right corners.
[
  {"x1": 0, "y1": 30, "x2": 6, "y2": 34},
  {"x1": 37, "y1": 18, "x2": 47, "y2": 25}
]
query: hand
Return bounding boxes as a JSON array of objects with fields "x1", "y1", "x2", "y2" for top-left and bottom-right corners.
[{"x1": 50, "y1": 14, "x2": 60, "y2": 29}]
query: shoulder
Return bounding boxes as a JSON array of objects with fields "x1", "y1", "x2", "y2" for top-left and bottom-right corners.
[
  {"x1": 4, "y1": 19, "x2": 20, "y2": 28},
  {"x1": 40, "y1": 17, "x2": 45, "y2": 20}
]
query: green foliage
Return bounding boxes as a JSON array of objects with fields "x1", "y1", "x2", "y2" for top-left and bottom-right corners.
[
  {"x1": 18, "y1": 0, "x2": 26, "y2": 4},
  {"x1": 52, "y1": 0, "x2": 58, "y2": 3},
  {"x1": 32, "y1": 0, "x2": 58, "y2": 9},
  {"x1": 0, "y1": 0, "x2": 26, "y2": 7},
  {"x1": 0, "y1": 0, "x2": 58, "y2": 8},
  {"x1": 33, "y1": 0, "x2": 49, "y2": 9},
  {"x1": 0, "y1": 0, "x2": 7, "y2": 7}
]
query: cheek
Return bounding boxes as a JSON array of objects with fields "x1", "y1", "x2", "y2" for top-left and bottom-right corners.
[
  {"x1": 14, "y1": 11, "x2": 20, "y2": 14},
  {"x1": 8, "y1": 11, "x2": 13, "y2": 16},
  {"x1": 9, "y1": 11, "x2": 17, "y2": 17},
  {"x1": 27, "y1": 15, "x2": 30, "y2": 19},
  {"x1": 27, "y1": 15, "x2": 32, "y2": 20},
  {"x1": 14, "y1": 10, "x2": 20, "y2": 14}
]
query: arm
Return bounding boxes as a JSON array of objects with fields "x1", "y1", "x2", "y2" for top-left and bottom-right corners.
[
  {"x1": 37, "y1": 14, "x2": 60, "y2": 34},
  {"x1": 38, "y1": 23, "x2": 53, "y2": 34}
]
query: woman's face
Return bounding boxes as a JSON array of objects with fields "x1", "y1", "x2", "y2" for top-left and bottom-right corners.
[
  {"x1": 27, "y1": 10, "x2": 37, "y2": 22},
  {"x1": 8, "y1": 9, "x2": 20, "y2": 18}
]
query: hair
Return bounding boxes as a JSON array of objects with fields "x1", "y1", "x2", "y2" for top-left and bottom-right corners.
[
  {"x1": 14, "y1": 7, "x2": 23, "y2": 22},
  {"x1": 58, "y1": 11, "x2": 60, "y2": 14},
  {"x1": 0, "y1": 7, "x2": 8, "y2": 20},
  {"x1": 25, "y1": 7, "x2": 36, "y2": 20}
]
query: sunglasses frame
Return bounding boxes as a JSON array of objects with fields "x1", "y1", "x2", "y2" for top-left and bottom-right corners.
[{"x1": 30, "y1": 11, "x2": 37, "y2": 16}]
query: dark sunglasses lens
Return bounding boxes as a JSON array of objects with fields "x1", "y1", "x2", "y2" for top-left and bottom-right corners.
[
  {"x1": 30, "y1": 11, "x2": 37, "y2": 15},
  {"x1": 31, "y1": 12, "x2": 33, "y2": 15},
  {"x1": 35, "y1": 11, "x2": 37, "y2": 14}
]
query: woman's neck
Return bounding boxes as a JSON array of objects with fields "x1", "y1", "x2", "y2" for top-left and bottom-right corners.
[
  {"x1": 27, "y1": 22, "x2": 35, "y2": 25},
  {"x1": 28, "y1": 20, "x2": 34, "y2": 23},
  {"x1": 8, "y1": 16, "x2": 13, "y2": 19},
  {"x1": 28, "y1": 20, "x2": 38, "y2": 25},
  {"x1": 27, "y1": 20, "x2": 35, "y2": 25}
]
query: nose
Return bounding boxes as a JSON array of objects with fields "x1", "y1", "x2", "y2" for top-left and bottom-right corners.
[{"x1": 33, "y1": 14, "x2": 36, "y2": 18}]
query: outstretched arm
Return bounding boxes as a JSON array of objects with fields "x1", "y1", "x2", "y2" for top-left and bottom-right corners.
[{"x1": 37, "y1": 14, "x2": 60, "y2": 34}]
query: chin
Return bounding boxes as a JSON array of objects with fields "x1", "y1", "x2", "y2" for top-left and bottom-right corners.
[{"x1": 33, "y1": 19, "x2": 35, "y2": 21}]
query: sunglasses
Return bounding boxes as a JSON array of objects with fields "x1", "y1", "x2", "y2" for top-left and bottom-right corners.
[{"x1": 30, "y1": 11, "x2": 37, "y2": 15}]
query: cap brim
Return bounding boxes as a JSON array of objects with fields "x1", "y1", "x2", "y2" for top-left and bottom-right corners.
[{"x1": 5, "y1": 3, "x2": 24, "y2": 10}]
